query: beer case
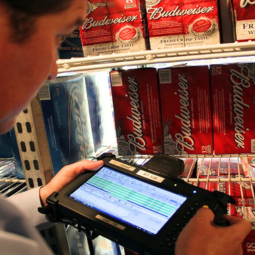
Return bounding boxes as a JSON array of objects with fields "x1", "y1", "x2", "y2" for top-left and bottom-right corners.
[
  {"x1": 158, "y1": 66, "x2": 213, "y2": 155},
  {"x1": 80, "y1": 0, "x2": 147, "y2": 56},
  {"x1": 110, "y1": 68, "x2": 163, "y2": 156},
  {"x1": 39, "y1": 74, "x2": 95, "y2": 174},
  {"x1": 146, "y1": 0, "x2": 220, "y2": 49},
  {"x1": 210, "y1": 63, "x2": 255, "y2": 154},
  {"x1": 232, "y1": 0, "x2": 255, "y2": 42}
]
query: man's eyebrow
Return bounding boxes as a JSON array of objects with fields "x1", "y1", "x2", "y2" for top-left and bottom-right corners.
[{"x1": 74, "y1": 18, "x2": 86, "y2": 27}]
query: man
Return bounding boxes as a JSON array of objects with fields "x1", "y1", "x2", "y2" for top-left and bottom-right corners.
[{"x1": 0, "y1": 0, "x2": 252, "y2": 254}]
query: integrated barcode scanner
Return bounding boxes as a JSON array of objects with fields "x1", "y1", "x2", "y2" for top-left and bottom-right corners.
[{"x1": 39, "y1": 156, "x2": 235, "y2": 255}]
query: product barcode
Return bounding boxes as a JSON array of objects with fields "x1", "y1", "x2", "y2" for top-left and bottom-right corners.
[
  {"x1": 38, "y1": 84, "x2": 51, "y2": 101},
  {"x1": 111, "y1": 72, "x2": 122, "y2": 87},
  {"x1": 159, "y1": 69, "x2": 172, "y2": 84},
  {"x1": 252, "y1": 139, "x2": 255, "y2": 153}
]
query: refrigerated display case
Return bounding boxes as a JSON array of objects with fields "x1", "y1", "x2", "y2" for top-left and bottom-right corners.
[{"x1": 11, "y1": 41, "x2": 255, "y2": 254}]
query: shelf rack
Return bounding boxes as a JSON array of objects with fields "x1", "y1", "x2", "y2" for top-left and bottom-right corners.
[
  {"x1": 57, "y1": 41, "x2": 255, "y2": 72},
  {"x1": 118, "y1": 153, "x2": 255, "y2": 225}
]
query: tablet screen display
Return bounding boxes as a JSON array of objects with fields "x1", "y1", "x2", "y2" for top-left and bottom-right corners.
[{"x1": 69, "y1": 166, "x2": 187, "y2": 235}]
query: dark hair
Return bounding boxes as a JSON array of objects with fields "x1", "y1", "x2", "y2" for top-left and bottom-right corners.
[{"x1": 1, "y1": 0, "x2": 73, "y2": 43}]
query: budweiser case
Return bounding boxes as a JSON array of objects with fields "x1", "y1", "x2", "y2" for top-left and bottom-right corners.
[
  {"x1": 210, "y1": 63, "x2": 255, "y2": 154},
  {"x1": 80, "y1": 0, "x2": 147, "y2": 57},
  {"x1": 159, "y1": 66, "x2": 213, "y2": 155},
  {"x1": 183, "y1": 0, "x2": 220, "y2": 47},
  {"x1": 232, "y1": 0, "x2": 255, "y2": 42},
  {"x1": 146, "y1": 0, "x2": 184, "y2": 49},
  {"x1": 146, "y1": 0, "x2": 220, "y2": 49},
  {"x1": 110, "y1": 68, "x2": 163, "y2": 155}
]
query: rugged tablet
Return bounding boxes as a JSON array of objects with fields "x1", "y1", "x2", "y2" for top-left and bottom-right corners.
[{"x1": 41, "y1": 157, "x2": 235, "y2": 255}]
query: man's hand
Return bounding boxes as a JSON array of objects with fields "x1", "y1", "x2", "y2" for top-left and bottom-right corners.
[
  {"x1": 175, "y1": 208, "x2": 252, "y2": 255},
  {"x1": 39, "y1": 160, "x2": 103, "y2": 206}
]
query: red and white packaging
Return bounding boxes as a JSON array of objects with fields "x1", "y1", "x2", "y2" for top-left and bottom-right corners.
[
  {"x1": 179, "y1": 157, "x2": 197, "y2": 177},
  {"x1": 232, "y1": 0, "x2": 255, "y2": 42},
  {"x1": 79, "y1": 0, "x2": 147, "y2": 57},
  {"x1": 210, "y1": 63, "x2": 255, "y2": 154},
  {"x1": 183, "y1": 0, "x2": 221, "y2": 47},
  {"x1": 242, "y1": 156, "x2": 255, "y2": 178},
  {"x1": 243, "y1": 231, "x2": 255, "y2": 254},
  {"x1": 146, "y1": 0, "x2": 185, "y2": 49},
  {"x1": 199, "y1": 181, "x2": 219, "y2": 191},
  {"x1": 146, "y1": 0, "x2": 220, "y2": 49},
  {"x1": 110, "y1": 68, "x2": 163, "y2": 156},
  {"x1": 159, "y1": 66, "x2": 213, "y2": 155},
  {"x1": 197, "y1": 157, "x2": 244, "y2": 178},
  {"x1": 229, "y1": 197, "x2": 255, "y2": 219},
  {"x1": 218, "y1": 181, "x2": 255, "y2": 198}
]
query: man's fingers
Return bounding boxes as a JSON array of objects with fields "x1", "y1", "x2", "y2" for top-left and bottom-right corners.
[
  {"x1": 223, "y1": 214, "x2": 252, "y2": 235},
  {"x1": 193, "y1": 207, "x2": 215, "y2": 223},
  {"x1": 59, "y1": 160, "x2": 104, "y2": 177}
]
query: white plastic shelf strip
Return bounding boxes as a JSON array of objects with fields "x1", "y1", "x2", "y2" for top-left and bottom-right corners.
[
  {"x1": 57, "y1": 42, "x2": 255, "y2": 72},
  {"x1": 118, "y1": 154, "x2": 255, "y2": 225}
]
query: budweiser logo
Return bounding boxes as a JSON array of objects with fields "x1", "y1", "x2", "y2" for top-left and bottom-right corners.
[
  {"x1": 70, "y1": 84, "x2": 89, "y2": 160},
  {"x1": 82, "y1": 15, "x2": 138, "y2": 30},
  {"x1": 147, "y1": 5, "x2": 214, "y2": 20},
  {"x1": 175, "y1": 74, "x2": 195, "y2": 152},
  {"x1": 230, "y1": 65, "x2": 252, "y2": 149},
  {"x1": 240, "y1": 0, "x2": 255, "y2": 8},
  {"x1": 126, "y1": 76, "x2": 146, "y2": 153}
]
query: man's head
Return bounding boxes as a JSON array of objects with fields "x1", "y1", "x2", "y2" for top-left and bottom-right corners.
[
  {"x1": 1, "y1": 0, "x2": 73, "y2": 43},
  {"x1": 0, "y1": 0, "x2": 87, "y2": 134}
]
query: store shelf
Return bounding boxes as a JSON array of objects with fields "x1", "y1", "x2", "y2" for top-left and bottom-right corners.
[
  {"x1": 118, "y1": 153, "x2": 255, "y2": 225},
  {"x1": 57, "y1": 42, "x2": 255, "y2": 72},
  {"x1": 0, "y1": 158, "x2": 27, "y2": 197}
]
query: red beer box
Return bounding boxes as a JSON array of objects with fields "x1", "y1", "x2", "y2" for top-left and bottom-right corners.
[
  {"x1": 197, "y1": 157, "x2": 244, "y2": 178},
  {"x1": 229, "y1": 197, "x2": 255, "y2": 219},
  {"x1": 232, "y1": 0, "x2": 255, "y2": 42},
  {"x1": 210, "y1": 63, "x2": 255, "y2": 154},
  {"x1": 79, "y1": 0, "x2": 147, "y2": 56},
  {"x1": 159, "y1": 66, "x2": 213, "y2": 155},
  {"x1": 242, "y1": 156, "x2": 255, "y2": 178},
  {"x1": 243, "y1": 231, "x2": 255, "y2": 254},
  {"x1": 218, "y1": 181, "x2": 255, "y2": 198},
  {"x1": 110, "y1": 68, "x2": 163, "y2": 156},
  {"x1": 179, "y1": 157, "x2": 197, "y2": 177},
  {"x1": 199, "y1": 181, "x2": 219, "y2": 192},
  {"x1": 146, "y1": 0, "x2": 185, "y2": 49},
  {"x1": 183, "y1": 0, "x2": 221, "y2": 47}
]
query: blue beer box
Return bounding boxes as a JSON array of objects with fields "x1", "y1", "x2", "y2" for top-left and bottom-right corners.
[{"x1": 39, "y1": 73, "x2": 95, "y2": 175}]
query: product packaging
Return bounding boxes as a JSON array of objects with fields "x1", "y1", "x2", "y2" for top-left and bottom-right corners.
[
  {"x1": 110, "y1": 68, "x2": 163, "y2": 155},
  {"x1": 146, "y1": 0, "x2": 220, "y2": 49},
  {"x1": 39, "y1": 73, "x2": 95, "y2": 174},
  {"x1": 210, "y1": 63, "x2": 255, "y2": 154},
  {"x1": 80, "y1": 0, "x2": 148, "y2": 56},
  {"x1": 232, "y1": 0, "x2": 255, "y2": 42},
  {"x1": 159, "y1": 66, "x2": 213, "y2": 155}
]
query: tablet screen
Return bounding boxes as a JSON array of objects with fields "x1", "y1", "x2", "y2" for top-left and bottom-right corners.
[{"x1": 69, "y1": 166, "x2": 187, "y2": 235}]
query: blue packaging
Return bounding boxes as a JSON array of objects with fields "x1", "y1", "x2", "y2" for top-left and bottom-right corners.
[
  {"x1": 58, "y1": 29, "x2": 84, "y2": 59},
  {"x1": 84, "y1": 71, "x2": 117, "y2": 154},
  {"x1": 40, "y1": 73, "x2": 95, "y2": 174},
  {"x1": 39, "y1": 87, "x2": 63, "y2": 175},
  {"x1": 0, "y1": 133, "x2": 12, "y2": 158},
  {"x1": 9, "y1": 128, "x2": 24, "y2": 179}
]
